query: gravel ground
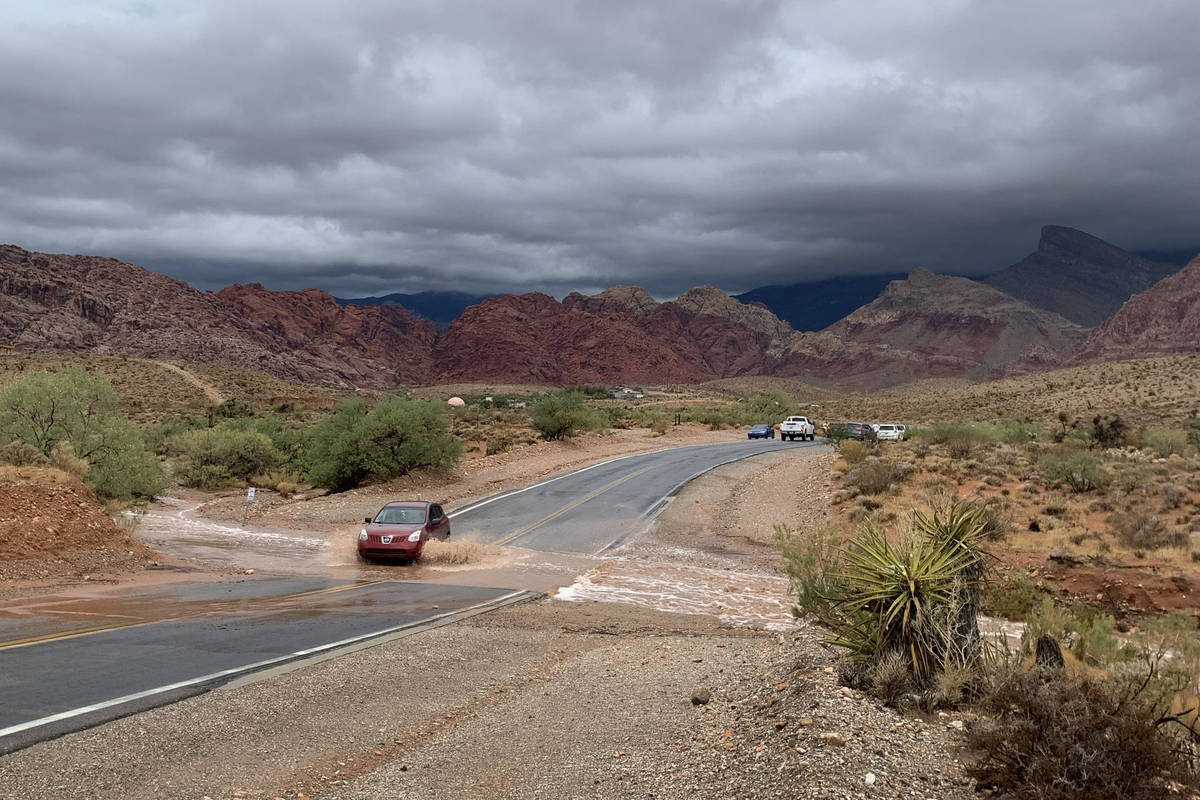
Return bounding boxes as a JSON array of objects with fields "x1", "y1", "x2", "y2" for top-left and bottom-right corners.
[{"x1": 0, "y1": 601, "x2": 974, "y2": 800}]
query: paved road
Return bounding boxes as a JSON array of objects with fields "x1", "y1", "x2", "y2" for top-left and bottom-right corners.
[
  {"x1": 450, "y1": 438, "x2": 823, "y2": 553},
  {"x1": 0, "y1": 438, "x2": 823, "y2": 753},
  {"x1": 0, "y1": 579, "x2": 531, "y2": 754}
]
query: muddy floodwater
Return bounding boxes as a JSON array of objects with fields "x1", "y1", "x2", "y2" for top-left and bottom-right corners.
[
  {"x1": 136, "y1": 498, "x2": 807, "y2": 632},
  {"x1": 136, "y1": 497, "x2": 335, "y2": 574}
]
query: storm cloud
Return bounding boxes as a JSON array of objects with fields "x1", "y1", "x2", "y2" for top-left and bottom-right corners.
[{"x1": 2, "y1": 0, "x2": 1198, "y2": 298}]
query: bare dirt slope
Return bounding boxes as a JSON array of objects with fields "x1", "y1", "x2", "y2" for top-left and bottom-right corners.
[{"x1": 0, "y1": 467, "x2": 159, "y2": 589}]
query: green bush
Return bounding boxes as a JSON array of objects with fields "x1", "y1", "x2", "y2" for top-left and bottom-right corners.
[
  {"x1": 170, "y1": 428, "x2": 282, "y2": 488},
  {"x1": 529, "y1": 391, "x2": 602, "y2": 441},
  {"x1": 824, "y1": 422, "x2": 851, "y2": 442},
  {"x1": 304, "y1": 397, "x2": 462, "y2": 491},
  {"x1": 0, "y1": 366, "x2": 164, "y2": 499},
  {"x1": 838, "y1": 439, "x2": 871, "y2": 464},
  {"x1": 1039, "y1": 449, "x2": 1110, "y2": 493},
  {"x1": 981, "y1": 570, "x2": 1042, "y2": 621},
  {"x1": 1144, "y1": 427, "x2": 1190, "y2": 458}
]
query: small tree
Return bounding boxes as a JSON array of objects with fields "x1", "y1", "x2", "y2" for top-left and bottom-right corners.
[
  {"x1": 170, "y1": 428, "x2": 283, "y2": 488},
  {"x1": 0, "y1": 366, "x2": 164, "y2": 499},
  {"x1": 304, "y1": 397, "x2": 462, "y2": 491},
  {"x1": 530, "y1": 391, "x2": 596, "y2": 441}
]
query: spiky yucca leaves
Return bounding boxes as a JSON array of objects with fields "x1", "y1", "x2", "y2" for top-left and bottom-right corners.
[
  {"x1": 914, "y1": 502, "x2": 989, "y2": 663},
  {"x1": 837, "y1": 522, "x2": 980, "y2": 679}
]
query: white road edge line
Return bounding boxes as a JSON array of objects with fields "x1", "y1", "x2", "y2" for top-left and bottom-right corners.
[{"x1": 0, "y1": 589, "x2": 530, "y2": 740}]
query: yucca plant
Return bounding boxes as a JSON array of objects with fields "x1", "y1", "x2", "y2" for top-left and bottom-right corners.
[{"x1": 837, "y1": 522, "x2": 978, "y2": 679}]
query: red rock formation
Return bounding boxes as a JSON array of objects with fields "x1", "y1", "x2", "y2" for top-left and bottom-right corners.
[
  {"x1": 433, "y1": 293, "x2": 708, "y2": 384},
  {"x1": 217, "y1": 284, "x2": 436, "y2": 386},
  {"x1": 0, "y1": 245, "x2": 435, "y2": 388},
  {"x1": 1073, "y1": 255, "x2": 1200, "y2": 363}
]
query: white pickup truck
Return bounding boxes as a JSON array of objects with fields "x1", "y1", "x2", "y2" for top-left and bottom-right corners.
[{"x1": 779, "y1": 416, "x2": 815, "y2": 441}]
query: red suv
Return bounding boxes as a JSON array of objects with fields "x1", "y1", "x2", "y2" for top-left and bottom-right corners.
[{"x1": 357, "y1": 501, "x2": 450, "y2": 563}]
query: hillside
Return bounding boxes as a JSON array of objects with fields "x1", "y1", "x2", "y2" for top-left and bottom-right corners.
[
  {"x1": 983, "y1": 226, "x2": 1178, "y2": 326},
  {"x1": 773, "y1": 270, "x2": 1087, "y2": 389},
  {"x1": 0, "y1": 245, "x2": 436, "y2": 388},
  {"x1": 735, "y1": 272, "x2": 906, "y2": 331},
  {"x1": 1073, "y1": 254, "x2": 1200, "y2": 363}
]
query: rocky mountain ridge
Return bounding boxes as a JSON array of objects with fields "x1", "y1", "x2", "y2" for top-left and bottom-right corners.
[
  {"x1": 2, "y1": 240, "x2": 1195, "y2": 391},
  {"x1": 1073, "y1": 254, "x2": 1200, "y2": 364}
]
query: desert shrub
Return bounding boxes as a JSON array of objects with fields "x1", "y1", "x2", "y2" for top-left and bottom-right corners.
[
  {"x1": 1161, "y1": 484, "x2": 1185, "y2": 510},
  {"x1": 1039, "y1": 450, "x2": 1110, "y2": 493},
  {"x1": 0, "y1": 366, "x2": 165, "y2": 500},
  {"x1": 917, "y1": 423, "x2": 997, "y2": 458},
  {"x1": 838, "y1": 439, "x2": 871, "y2": 464},
  {"x1": 485, "y1": 430, "x2": 517, "y2": 455},
  {"x1": 219, "y1": 416, "x2": 305, "y2": 465},
  {"x1": 171, "y1": 428, "x2": 282, "y2": 488},
  {"x1": 0, "y1": 441, "x2": 49, "y2": 466},
  {"x1": 1144, "y1": 426, "x2": 1191, "y2": 458},
  {"x1": 968, "y1": 665, "x2": 1195, "y2": 799},
  {"x1": 210, "y1": 397, "x2": 255, "y2": 419},
  {"x1": 48, "y1": 441, "x2": 89, "y2": 481},
  {"x1": 529, "y1": 391, "x2": 603, "y2": 441},
  {"x1": 1113, "y1": 463, "x2": 1154, "y2": 493},
  {"x1": 1108, "y1": 511, "x2": 1186, "y2": 551},
  {"x1": 845, "y1": 458, "x2": 909, "y2": 495},
  {"x1": 144, "y1": 415, "x2": 207, "y2": 456},
  {"x1": 1089, "y1": 414, "x2": 1128, "y2": 449},
  {"x1": 774, "y1": 524, "x2": 844, "y2": 622},
  {"x1": 250, "y1": 469, "x2": 302, "y2": 497},
  {"x1": 996, "y1": 419, "x2": 1042, "y2": 444},
  {"x1": 982, "y1": 570, "x2": 1041, "y2": 621},
  {"x1": 303, "y1": 397, "x2": 462, "y2": 491},
  {"x1": 824, "y1": 422, "x2": 851, "y2": 441},
  {"x1": 869, "y1": 650, "x2": 916, "y2": 707}
]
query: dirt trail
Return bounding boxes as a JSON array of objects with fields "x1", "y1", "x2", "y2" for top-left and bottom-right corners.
[{"x1": 153, "y1": 360, "x2": 225, "y2": 404}]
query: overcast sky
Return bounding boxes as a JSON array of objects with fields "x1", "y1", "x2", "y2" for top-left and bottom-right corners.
[{"x1": 2, "y1": 1, "x2": 1198, "y2": 298}]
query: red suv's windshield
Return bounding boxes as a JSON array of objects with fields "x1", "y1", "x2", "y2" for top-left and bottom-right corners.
[{"x1": 374, "y1": 507, "x2": 426, "y2": 525}]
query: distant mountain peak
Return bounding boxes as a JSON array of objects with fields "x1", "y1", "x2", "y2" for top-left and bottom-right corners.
[{"x1": 984, "y1": 227, "x2": 1179, "y2": 326}]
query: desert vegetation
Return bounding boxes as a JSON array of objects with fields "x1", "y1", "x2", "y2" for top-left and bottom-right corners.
[{"x1": 783, "y1": 409, "x2": 1200, "y2": 797}]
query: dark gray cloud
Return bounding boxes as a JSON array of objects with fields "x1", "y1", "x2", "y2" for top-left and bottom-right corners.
[{"x1": 2, "y1": 0, "x2": 1197, "y2": 298}]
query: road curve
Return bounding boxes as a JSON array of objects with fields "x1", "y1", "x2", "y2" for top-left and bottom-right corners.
[{"x1": 449, "y1": 438, "x2": 825, "y2": 554}]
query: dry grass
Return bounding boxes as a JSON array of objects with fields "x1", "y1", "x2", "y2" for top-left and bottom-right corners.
[{"x1": 0, "y1": 465, "x2": 76, "y2": 485}]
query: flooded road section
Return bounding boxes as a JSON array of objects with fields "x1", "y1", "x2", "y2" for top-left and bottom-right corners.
[
  {"x1": 136, "y1": 496, "x2": 333, "y2": 574},
  {"x1": 555, "y1": 557, "x2": 798, "y2": 630}
]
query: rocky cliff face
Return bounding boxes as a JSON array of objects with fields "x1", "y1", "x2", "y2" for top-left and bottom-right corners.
[
  {"x1": 0, "y1": 245, "x2": 436, "y2": 388},
  {"x1": 216, "y1": 284, "x2": 437, "y2": 386},
  {"x1": 1073, "y1": 255, "x2": 1200, "y2": 363},
  {"x1": 984, "y1": 226, "x2": 1178, "y2": 327},
  {"x1": 433, "y1": 293, "x2": 708, "y2": 384}
]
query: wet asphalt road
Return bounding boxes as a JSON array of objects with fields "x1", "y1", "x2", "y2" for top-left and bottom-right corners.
[
  {"x1": 449, "y1": 438, "x2": 822, "y2": 553},
  {"x1": 0, "y1": 579, "x2": 530, "y2": 754},
  {"x1": 0, "y1": 438, "x2": 821, "y2": 753}
]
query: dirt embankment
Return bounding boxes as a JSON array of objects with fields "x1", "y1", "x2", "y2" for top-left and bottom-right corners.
[{"x1": 0, "y1": 467, "x2": 159, "y2": 588}]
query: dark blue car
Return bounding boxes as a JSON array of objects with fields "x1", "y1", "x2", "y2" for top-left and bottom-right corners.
[{"x1": 747, "y1": 423, "x2": 775, "y2": 439}]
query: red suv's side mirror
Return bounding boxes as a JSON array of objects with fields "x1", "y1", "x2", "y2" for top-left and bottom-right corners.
[{"x1": 364, "y1": 516, "x2": 372, "y2": 524}]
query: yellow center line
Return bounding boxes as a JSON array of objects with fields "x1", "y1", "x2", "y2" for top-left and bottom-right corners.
[
  {"x1": 492, "y1": 465, "x2": 653, "y2": 547},
  {"x1": 0, "y1": 580, "x2": 391, "y2": 650}
]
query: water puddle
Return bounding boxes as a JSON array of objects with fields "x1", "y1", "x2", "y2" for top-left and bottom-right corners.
[
  {"x1": 555, "y1": 558, "x2": 798, "y2": 630},
  {"x1": 136, "y1": 497, "x2": 333, "y2": 574}
]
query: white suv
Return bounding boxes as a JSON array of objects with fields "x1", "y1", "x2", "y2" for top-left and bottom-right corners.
[{"x1": 875, "y1": 423, "x2": 903, "y2": 441}]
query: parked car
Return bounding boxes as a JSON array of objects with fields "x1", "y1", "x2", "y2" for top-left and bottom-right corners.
[
  {"x1": 845, "y1": 422, "x2": 874, "y2": 440},
  {"x1": 358, "y1": 501, "x2": 450, "y2": 563},
  {"x1": 875, "y1": 423, "x2": 902, "y2": 441},
  {"x1": 747, "y1": 423, "x2": 775, "y2": 439},
  {"x1": 779, "y1": 416, "x2": 815, "y2": 441}
]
